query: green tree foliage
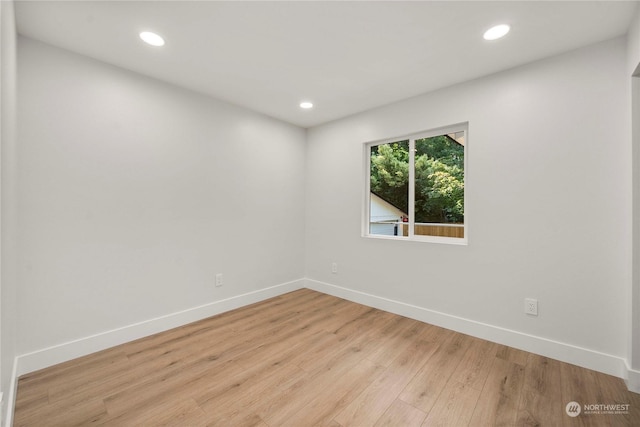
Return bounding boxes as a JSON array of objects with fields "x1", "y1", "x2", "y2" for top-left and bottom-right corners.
[
  {"x1": 370, "y1": 141, "x2": 409, "y2": 213},
  {"x1": 370, "y1": 135, "x2": 464, "y2": 224}
]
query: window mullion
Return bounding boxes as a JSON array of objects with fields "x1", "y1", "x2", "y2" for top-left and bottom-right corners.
[
  {"x1": 364, "y1": 143, "x2": 371, "y2": 237},
  {"x1": 408, "y1": 138, "x2": 415, "y2": 238}
]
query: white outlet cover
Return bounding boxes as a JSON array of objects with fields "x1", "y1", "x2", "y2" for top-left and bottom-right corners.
[{"x1": 525, "y1": 298, "x2": 538, "y2": 316}]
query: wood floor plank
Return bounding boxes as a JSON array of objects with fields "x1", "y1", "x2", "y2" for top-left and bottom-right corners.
[
  {"x1": 256, "y1": 338, "x2": 379, "y2": 426},
  {"x1": 252, "y1": 309, "x2": 396, "y2": 425},
  {"x1": 18, "y1": 346, "x2": 127, "y2": 392},
  {"x1": 468, "y1": 356, "x2": 525, "y2": 426},
  {"x1": 287, "y1": 331, "x2": 342, "y2": 371},
  {"x1": 449, "y1": 337, "x2": 498, "y2": 391},
  {"x1": 397, "y1": 329, "x2": 467, "y2": 413},
  {"x1": 13, "y1": 290, "x2": 639, "y2": 427},
  {"x1": 293, "y1": 308, "x2": 397, "y2": 375},
  {"x1": 516, "y1": 353, "x2": 563, "y2": 426},
  {"x1": 279, "y1": 359, "x2": 384, "y2": 427},
  {"x1": 195, "y1": 333, "x2": 324, "y2": 416},
  {"x1": 198, "y1": 308, "x2": 390, "y2": 424},
  {"x1": 495, "y1": 343, "x2": 530, "y2": 366},
  {"x1": 103, "y1": 397, "x2": 207, "y2": 427},
  {"x1": 229, "y1": 323, "x2": 330, "y2": 371},
  {"x1": 14, "y1": 396, "x2": 108, "y2": 427},
  {"x1": 363, "y1": 316, "x2": 422, "y2": 367},
  {"x1": 561, "y1": 362, "x2": 615, "y2": 427},
  {"x1": 629, "y1": 391, "x2": 640, "y2": 425},
  {"x1": 198, "y1": 363, "x2": 307, "y2": 425},
  {"x1": 318, "y1": 300, "x2": 373, "y2": 333},
  {"x1": 209, "y1": 413, "x2": 269, "y2": 427},
  {"x1": 103, "y1": 358, "x2": 245, "y2": 418},
  {"x1": 248, "y1": 342, "x2": 374, "y2": 425},
  {"x1": 334, "y1": 328, "x2": 438, "y2": 426},
  {"x1": 421, "y1": 380, "x2": 482, "y2": 426},
  {"x1": 47, "y1": 351, "x2": 131, "y2": 404},
  {"x1": 249, "y1": 367, "x2": 312, "y2": 423},
  {"x1": 593, "y1": 371, "x2": 640, "y2": 426},
  {"x1": 13, "y1": 382, "x2": 48, "y2": 419},
  {"x1": 373, "y1": 399, "x2": 427, "y2": 427}
]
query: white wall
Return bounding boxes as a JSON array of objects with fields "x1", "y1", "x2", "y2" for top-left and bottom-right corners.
[
  {"x1": 628, "y1": 4, "x2": 640, "y2": 77},
  {"x1": 305, "y1": 37, "x2": 631, "y2": 374},
  {"x1": 627, "y1": 4, "x2": 640, "y2": 392},
  {"x1": 17, "y1": 37, "x2": 306, "y2": 356},
  {"x1": 1, "y1": 0, "x2": 18, "y2": 423}
]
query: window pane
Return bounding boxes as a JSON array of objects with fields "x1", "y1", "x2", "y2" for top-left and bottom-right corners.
[
  {"x1": 369, "y1": 141, "x2": 409, "y2": 236},
  {"x1": 414, "y1": 134, "x2": 464, "y2": 238}
]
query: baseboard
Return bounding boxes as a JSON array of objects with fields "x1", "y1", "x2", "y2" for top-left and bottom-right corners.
[
  {"x1": 15, "y1": 278, "x2": 305, "y2": 377},
  {"x1": 304, "y1": 278, "x2": 629, "y2": 381},
  {"x1": 625, "y1": 362, "x2": 640, "y2": 393},
  {"x1": 4, "y1": 356, "x2": 18, "y2": 427}
]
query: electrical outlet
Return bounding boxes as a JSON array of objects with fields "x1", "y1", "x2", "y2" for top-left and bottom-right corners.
[
  {"x1": 525, "y1": 298, "x2": 538, "y2": 316},
  {"x1": 215, "y1": 273, "x2": 223, "y2": 287},
  {"x1": 331, "y1": 262, "x2": 338, "y2": 274}
]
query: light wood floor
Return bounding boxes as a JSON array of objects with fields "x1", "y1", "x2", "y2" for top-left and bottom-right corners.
[{"x1": 14, "y1": 289, "x2": 640, "y2": 426}]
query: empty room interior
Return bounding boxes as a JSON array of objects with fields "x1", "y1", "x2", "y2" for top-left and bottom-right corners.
[{"x1": 3, "y1": 0, "x2": 640, "y2": 425}]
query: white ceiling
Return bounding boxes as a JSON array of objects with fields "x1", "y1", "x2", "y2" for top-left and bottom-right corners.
[{"x1": 15, "y1": 1, "x2": 638, "y2": 128}]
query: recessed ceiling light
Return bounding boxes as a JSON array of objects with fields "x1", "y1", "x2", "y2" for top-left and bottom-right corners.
[
  {"x1": 300, "y1": 101, "x2": 313, "y2": 109},
  {"x1": 140, "y1": 31, "x2": 165, "y2": 47},
  {"x1": 483, "y1": 24, "x2": 510, "y2": 41}
]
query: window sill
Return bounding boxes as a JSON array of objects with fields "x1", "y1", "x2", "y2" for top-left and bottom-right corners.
[{"x1": 363, "y1": 233, "x2": 468, "y2": 245}]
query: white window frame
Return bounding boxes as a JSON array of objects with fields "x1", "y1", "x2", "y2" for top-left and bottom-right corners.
[{"x1": 363, "y1": 122, "x2": 468, "y2": 245}]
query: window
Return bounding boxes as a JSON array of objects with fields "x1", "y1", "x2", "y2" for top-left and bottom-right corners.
[{"x1": 364, "y1": 123, "x2": 467, "y2": 244}]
